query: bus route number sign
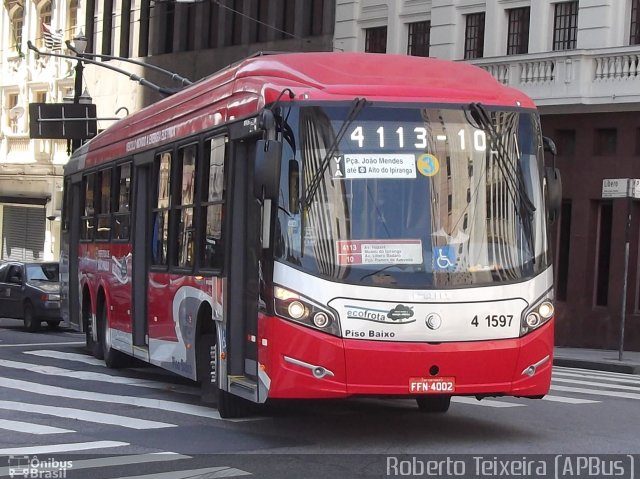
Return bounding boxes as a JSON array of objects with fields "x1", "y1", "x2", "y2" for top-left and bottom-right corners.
[{"x1": 409, "y1": 377, "x2": 456, "y2": 393}]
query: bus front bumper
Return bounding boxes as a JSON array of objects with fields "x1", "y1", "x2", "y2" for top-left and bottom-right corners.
[{"x1": 260, "y1": 315, "x2": 553, "y2": 399}]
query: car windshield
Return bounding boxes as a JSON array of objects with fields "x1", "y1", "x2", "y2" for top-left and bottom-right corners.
[
  {"x1": 274, "y1": 102, "x2": 550, "y2": 288},
  {"x1": 27, "y1": 264, "x2": 59, "y2": 282}
]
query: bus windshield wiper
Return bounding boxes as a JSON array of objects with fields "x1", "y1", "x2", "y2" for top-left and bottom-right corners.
[
  {"x1": 469, "y1": 103, "x2": 536, "y2": 256},
  {"x1": 302, "y1": 97, "x2": 369, "y2": 209}
]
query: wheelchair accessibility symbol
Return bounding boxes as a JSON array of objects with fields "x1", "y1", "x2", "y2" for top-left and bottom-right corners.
[{"x1": 433, "y1": 246, "x2": 456, "y2": 271}]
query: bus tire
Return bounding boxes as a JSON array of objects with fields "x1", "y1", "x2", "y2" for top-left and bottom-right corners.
[
  {"x1": 84, "y1": 294, "x2": 103, "y2": 359},
  {"x1": 416, "y1": 395, "x2": 451, "y2": 413},
  {"x1": 198, "y1": 334, "x2": 248, "y2": 419},
  {"x1": 100, "y1": 301, "x2": 130, "y2": 369}
]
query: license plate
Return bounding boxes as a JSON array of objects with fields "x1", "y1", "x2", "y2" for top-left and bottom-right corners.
[{"x1": 409, "y1": 377, "x2": 456, "y2": 394}]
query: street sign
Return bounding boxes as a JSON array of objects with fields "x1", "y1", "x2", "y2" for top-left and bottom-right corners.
[
  {"x1": 602, "y1": 178, "x2": 630, "y2": 198},
  {"x1": 28, "y1": 103, "x2": 97, "y2": 140},
  {"x1": 629, "y1": 179, "x2": 640, "y2": 199}
]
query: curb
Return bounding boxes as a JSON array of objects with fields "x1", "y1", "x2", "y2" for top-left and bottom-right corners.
[{"x1": 553, "y1": 357, "x2": 640, "y2": 375}]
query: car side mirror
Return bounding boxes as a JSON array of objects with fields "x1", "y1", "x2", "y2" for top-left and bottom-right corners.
[
  {"x1": 543, "y1": 136, "x2": 557, "y2": 156},
  {"x1": 8, "y1": 275, "x2": 22, "y2": 284},
  {"x1": 254, "y1": 139, "x2": 283, "y2": 200},
  {"x1": 545, "y1": 167, "x2": 562, "y2": 224}
]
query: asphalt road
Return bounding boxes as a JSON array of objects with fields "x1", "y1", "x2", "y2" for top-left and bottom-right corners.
[{"x1": 0, "y1": 318, "x2": 638, "y2": 479}]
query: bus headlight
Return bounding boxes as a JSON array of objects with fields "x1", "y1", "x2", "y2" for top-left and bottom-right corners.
[
  {"x1": 274, "y1": 286, "x2": 341, "y2": 336},
  {"x1": 520, "y1": 294, "x2": 555, "y2": 336}
]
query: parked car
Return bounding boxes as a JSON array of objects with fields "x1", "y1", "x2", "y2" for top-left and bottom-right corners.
[{"x1": 0, "y1": 261, "x2": 61, "y2": 331}]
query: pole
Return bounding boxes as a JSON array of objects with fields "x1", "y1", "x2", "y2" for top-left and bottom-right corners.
[
  {"x1": 619, "y1": 179, "x2": 632, "y2": 361},
  {"x1": 71, "y1": 57, "x2": 84, "y2": 151}
]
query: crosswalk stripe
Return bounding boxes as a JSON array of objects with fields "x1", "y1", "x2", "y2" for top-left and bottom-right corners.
[
  {"x1": 541, "y1": 394, "x2": 599, "y2": 404},
  {"x1": 554, "y1": 366, "x2": 640, "y2": 381},
  {"x1": 553, "y1": 370, "x2": 640, "y2": 385},
  {"x1": 0, "y1": 440, "x2": 128, "y2": 455},
  {"x1": 551, "y1": 384, "x2": 640, "y2": 400},
  {"x1": 452, "y1": 397, "x2": 525, "y2": 408},
  {"x1": 0, "y1": 342, "x2": 85, "y2": 348},
  {"x1": 111, "y1": 466, "x2": 252, "y2": 479},
  {"x1": 25, "y1": 350, "x2": 113, "y2": 366},
  {"x1": 552, "y1": 376, "x2": 640, "y2": 392},
  {"x1": 0, "y1": 358, "x2": 198, "y2": 395},
  {"x1": 0, "y1": 419, "x2": 74, "y2": 435},
  {"x1": 0, "y1": 400, "x2": 175, "y2": 429},
  {"x1": 0, "y1": 376, "x2": 252, "y2": 421}
]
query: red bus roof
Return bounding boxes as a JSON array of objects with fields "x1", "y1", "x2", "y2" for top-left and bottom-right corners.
[{"x1": 79, "y1": 52, "x2": 536, "y2": 167}]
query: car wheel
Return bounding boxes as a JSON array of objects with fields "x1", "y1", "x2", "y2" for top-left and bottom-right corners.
[
  {"x1": 416, "y1": 395, "x2": 451, "y2": 413},
  {"x1": 23, "y1": 303, "x2": 40, "y2": 332},
  {"x1": 47, "y1": 320, "x2": 61, "y2": 329},
  {"x1": 100, "y1": 302, "x2": 130, "y2": 369}
]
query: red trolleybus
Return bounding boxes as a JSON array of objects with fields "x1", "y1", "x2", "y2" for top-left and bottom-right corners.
[{"x1": 61, "y1": 52, "x2": 561, "y2": 418}]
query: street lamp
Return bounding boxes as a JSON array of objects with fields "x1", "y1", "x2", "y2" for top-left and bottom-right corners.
[
  {"x1": 70, "y1": 32, "x2": 87, "y2": 151},
  {"x1": 71, "y1": 32, "x2": 87, "y2": 104}
]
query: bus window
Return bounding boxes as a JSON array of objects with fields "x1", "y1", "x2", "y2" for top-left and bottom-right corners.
[
  {"x1": 81, "y1": 173, "x2": 95, "y2": 241},
  {"x1": 201, "y1": 137, "x2": 226, "y2": 270},
  {"x1": 113, "y1": 163, "x2": 132, "y2": 240},
  {"x1": 152, "y1": 152, "x2": 171, "y2": 266},
  {"x1": 176, "y1": 145, "x2": 197, "y2": 268},
  {"x1": 96, "y1": 168, "x2": 112, "y2": 241}
]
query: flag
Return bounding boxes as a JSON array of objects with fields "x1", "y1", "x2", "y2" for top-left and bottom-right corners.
[{"x1": 42, "y1": 23, "x2": 63, "y2": 50}]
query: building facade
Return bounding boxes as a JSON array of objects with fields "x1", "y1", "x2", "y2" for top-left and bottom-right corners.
[
  {"x1": 1, "y1": 0, "x2": 81, "y2": 261},
  {"x1": 335, "y1": 0, "x2": 640, "y2": 350}
]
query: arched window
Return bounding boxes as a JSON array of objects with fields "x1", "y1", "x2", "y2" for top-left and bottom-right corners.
[
  {"x1": 67, "y1": 0, "x2": 79, "y2": 41},
  {"x1": 10, "y1": 6, "x2": 24, "y2": 53},
  {"x1": 38, "y1": 1, "x2": 53, "y2": 48}
]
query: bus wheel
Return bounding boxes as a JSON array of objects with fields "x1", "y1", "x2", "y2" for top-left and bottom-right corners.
[
  {"x1": 416, "y1": 395, "x2": 451, "y2": 413},
  {"x1": 85, "y1": 299, "x2": 103, "y2": 359},
  {"x1": 199, "y1": 334, "x2": 248, "y2": 419},
  {"x1": 100, "y1": 302, "x2": 130, "y2": 369}
]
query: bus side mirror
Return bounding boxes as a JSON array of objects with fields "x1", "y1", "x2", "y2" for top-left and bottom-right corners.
[
  {"x1": 545, "y1": 167, "x2": 562, "y2": 224},
  {"x1": 254, "y1": 140, "x2": 282, "y2": 200},
  {"x1": 543, "y1": 136, "x2": 557, "y2": 156}
]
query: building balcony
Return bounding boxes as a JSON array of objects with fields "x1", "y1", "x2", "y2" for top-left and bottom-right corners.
[
  {"x1": 0, "y1": 134, "x2": 69, "y2": 173},
  {"x1": 470, "y1": 46, "x2": 640, "y2": 114}
]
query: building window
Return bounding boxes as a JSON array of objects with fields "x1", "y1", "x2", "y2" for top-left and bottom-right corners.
[
  {"x1": 255, "y1": 0, "x2": 269, "y2": 42},
  {"x1": 10, "y1": 7, "x2": 24, "y2": 53},
  {"x1": 280, "y1": 0, "x2": 296, "y2": 40},
  {"x1": 309, "y1": 0, "x2": 325, "y2": 36},
  {"x1": 553, "y1": 1, "x2": 578, "y2": 51},
  {"x1": 555, "y1": 129, "x2": 576, "y2": 157},
  {"x1": 365, "y1": 26, "x2": 387, "y2": 53},
  {"x1": 407, "y1": 21, "x2": 430, "y2": 57},
  {"x1": 632, "y1": 0, "x2": 640, "y2": 45},
  {"x1": 594, "y1": 128, "x2": 617, "y2": 156},
  {"x1": 595, "y1": 201, "x2": 613, "y2": 307},
  {"x1": 120, "y1": 0, "x2": 131, "y2": 57},
  {"x1": 506, "y1": 7, "x2": 529, "y2": 55},
  {"x1": 208, "y1": 2, "x2": 220, "y2": 48},
  {"x1": 162, "y1": 3, "x2": 175, "y2": 53},
  {"x1": 464, "y1": 12, "x2": 485, "y2": 59},
  {"x1": 67, "y1": 0, "x2": 79, "y2": 41},
  {"x1": 38, "y1": 2, "x2": 53, "y2": 49}
]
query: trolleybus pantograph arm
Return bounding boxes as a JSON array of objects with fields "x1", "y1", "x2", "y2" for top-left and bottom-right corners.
[{"x1": 27, "y1": 41, "x2": 181, "y2": 97}]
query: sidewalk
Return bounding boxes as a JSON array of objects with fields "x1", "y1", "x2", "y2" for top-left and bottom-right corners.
[{"x1": 554, "y1": 347, "x2": 640, "y2": 374}]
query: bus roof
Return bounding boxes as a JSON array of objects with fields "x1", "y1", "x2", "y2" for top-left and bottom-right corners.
[{"x1": 73, "y1": 52, "x2": 536, "y2": 169}]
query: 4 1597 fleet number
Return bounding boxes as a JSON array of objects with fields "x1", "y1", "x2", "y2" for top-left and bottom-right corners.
[{"x1": 471, "y1": 314, "x2": 513, "y2": 328}]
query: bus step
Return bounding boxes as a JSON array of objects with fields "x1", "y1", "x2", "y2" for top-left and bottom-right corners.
[{"x1": 228, "y1": 375, "x2": 258, "y2": 402}]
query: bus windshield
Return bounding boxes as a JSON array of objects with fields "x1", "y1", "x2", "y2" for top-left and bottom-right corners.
[{"x1": 275, "y1": 103, "x2": 549, "y2": 288}]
